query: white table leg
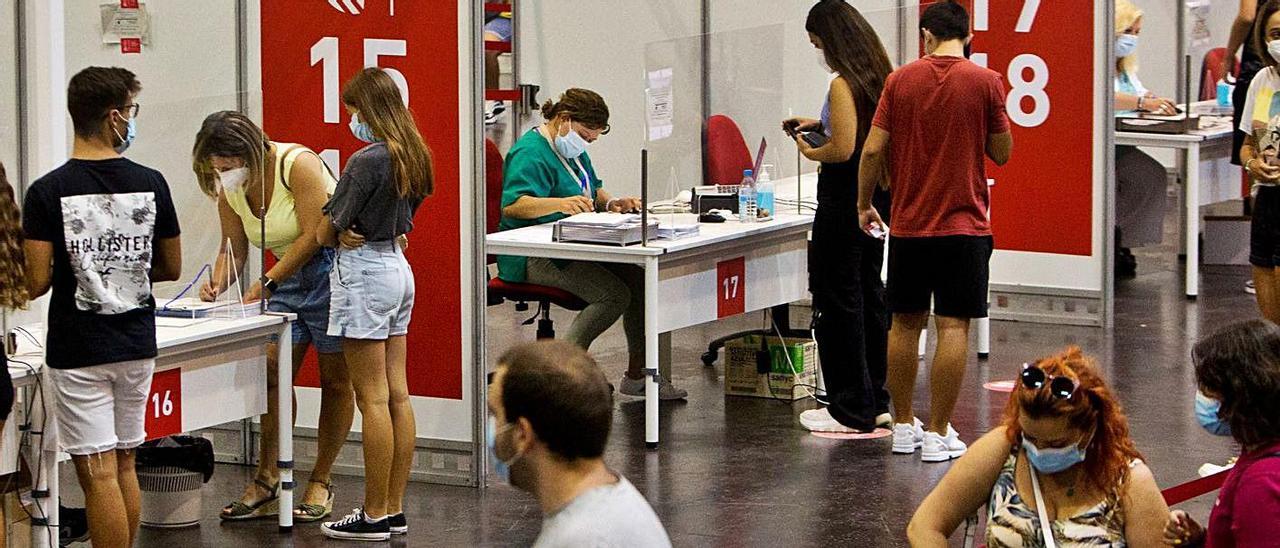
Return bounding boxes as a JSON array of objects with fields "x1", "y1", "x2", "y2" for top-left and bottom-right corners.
[
  {"x1": 976, "y1": 316, "x2": 991, "y2": 359},
  {"x1": 276, "y1": 319, "x2": 294, "y2": 532},
  {"x1": 31, "y1": 379, "x2": 57, "y2": 548},
  {"x1": 644, "y1": 257, "x2": 659, "y2": 449},
  {"x1": 1186, "y1": 143, "x2": 1201, "y2": 299}
]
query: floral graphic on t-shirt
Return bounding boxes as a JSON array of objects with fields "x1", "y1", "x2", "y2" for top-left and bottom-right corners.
[{"x1": 60, "y1": 192, "x2": 156, "y2": 314}]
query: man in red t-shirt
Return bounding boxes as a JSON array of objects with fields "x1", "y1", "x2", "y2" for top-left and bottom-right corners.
[{"x1": 856, "y1": 1, "x2": 1012, "y2": 463}]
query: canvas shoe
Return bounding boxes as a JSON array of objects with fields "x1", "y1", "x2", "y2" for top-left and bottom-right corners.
[
  {"x1": 892, "y1": 418, "x2": 924, "y2": 454},
  {"x1": 799, "y1": 408, "x2": 866, "y2": 433},
  {"x1": 321, "y1": 508, "x2": 391, "y2": 542},
  {"x1": 921, "y1": 424, "x2": 968, "y2": 462},
  {"x1": 388, "y1": 512, "x2": 408, "y2": 535}
]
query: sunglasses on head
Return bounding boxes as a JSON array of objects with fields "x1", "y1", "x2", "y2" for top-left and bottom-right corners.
[{"x1": 1020, "y1": 363, "x2": 1079, "y2": 399}]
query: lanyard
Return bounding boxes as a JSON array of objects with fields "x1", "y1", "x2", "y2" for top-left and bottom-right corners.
[{"x1": 541, "y1": 127, "x2": 592, "y2": 197}]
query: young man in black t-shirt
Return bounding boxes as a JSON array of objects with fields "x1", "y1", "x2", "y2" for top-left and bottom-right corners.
[{"x1": 22, "y1": 66, "x2": 182, "y2": 548}]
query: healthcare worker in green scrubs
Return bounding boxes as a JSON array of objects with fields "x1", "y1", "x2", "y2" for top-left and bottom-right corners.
[{"x1": 497, "y1": 88, "x2": 686, "y2": 400}]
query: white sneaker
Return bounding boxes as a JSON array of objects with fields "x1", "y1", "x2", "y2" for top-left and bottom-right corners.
[
  {"x1": 1246, "y1": 280, "x2": 1257, "y2": 295},
  {"x1": 799, "y1": 408, "x2": 866, "y2": 433},
  {"x1": 921, "y1": 425, "x2": 967, "y2": 462},
  {"x1": 619, "y1": 375, "x2": 688, "y2": 400},
  {"x1": 892, "y1": 418, "x2": 924, "y2": 454},
  {"x1": 1199, "y1": 457, "x2": 1237, "y2": 477},
  {"x1": 875, "y1": 413, "x2": 893, "y2": 428}
]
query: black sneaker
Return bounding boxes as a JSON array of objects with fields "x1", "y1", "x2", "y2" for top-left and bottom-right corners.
[
  {"x1": 321, "y1": 508, "x2": 391, "y2": 542},
  {"x1": 388, "y1": 513, "x2": 408, "y2": 535}
]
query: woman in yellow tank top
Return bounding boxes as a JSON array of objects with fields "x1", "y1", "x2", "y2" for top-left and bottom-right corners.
[{"x1": 191, "y1": 111, "x2": 352, "y2": 524}]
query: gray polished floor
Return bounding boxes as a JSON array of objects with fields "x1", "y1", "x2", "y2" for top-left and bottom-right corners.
[{"x1": 58, "y1": 245, "x2": 1245, "y2": 547}]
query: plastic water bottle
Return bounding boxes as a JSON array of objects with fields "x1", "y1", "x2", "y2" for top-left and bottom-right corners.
[
  {"x1": 1217, "y1": 79, "x2": 1233, "y2": 108},
  {"x1": 757, "y1": 164, "x2": 775, "y2": 220},
  {"x1": 738, "y1": 169, "x2": 757, "y2": 223}
]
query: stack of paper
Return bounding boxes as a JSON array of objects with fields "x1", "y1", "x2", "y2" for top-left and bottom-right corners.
[
  {"x1": 554, "y1": 214, "x2": 658, "y2": 246},
  {"x1": 657, "y1": 223, "x2": 700, "y2": 240}
]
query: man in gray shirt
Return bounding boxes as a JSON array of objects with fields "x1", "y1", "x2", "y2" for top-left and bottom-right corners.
[{"x1": 488, "y1": 341, "x2": 672, "y2": 548}]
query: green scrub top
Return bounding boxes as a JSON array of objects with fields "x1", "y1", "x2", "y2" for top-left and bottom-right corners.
[{"x1": 497, "y1": 128, "x2": 604, "y2": 282}]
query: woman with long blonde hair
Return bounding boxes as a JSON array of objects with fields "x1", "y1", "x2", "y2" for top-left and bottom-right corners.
[
  {"x1": 1112, "y1": 0, "x2": 1179, "y2": 277},
  {"x1": 316, "y1": 67, "x2": 431, "y2": 542}
]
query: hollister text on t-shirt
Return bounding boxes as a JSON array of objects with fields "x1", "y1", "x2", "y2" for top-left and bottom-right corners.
[
  {"x1": 871, "y1": 55, "x2": 1010, "y2": 238},
  {"x1": 23, "y1": 158, "x2": 181, "y2": 369}
]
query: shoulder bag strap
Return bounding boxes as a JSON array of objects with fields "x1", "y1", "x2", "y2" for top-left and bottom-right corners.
[
  {"x1": 276, "y1": 145, "x2": 338, "y2": 193},
  {"x1": 1029, "y1": 469, "x2": 1058, "y2": 548}
]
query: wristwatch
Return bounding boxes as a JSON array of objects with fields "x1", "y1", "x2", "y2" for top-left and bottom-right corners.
[{"x1": 261, "y1": 276, "x2": 279, "y2": 294}]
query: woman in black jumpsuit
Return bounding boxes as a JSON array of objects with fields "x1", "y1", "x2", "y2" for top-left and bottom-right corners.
[{"x1": 785, "y1": 0, "x2": 895, "y2": 432}]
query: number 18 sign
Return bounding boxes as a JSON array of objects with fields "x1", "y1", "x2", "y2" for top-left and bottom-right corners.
[{"x1": 960, "y1": 0, "x2": 1095, "y2": 256}]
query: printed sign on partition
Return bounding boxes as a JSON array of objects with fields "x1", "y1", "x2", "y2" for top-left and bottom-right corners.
[
  {"x1": 261, "y1": 0, "x2": 462, "y2": 399},
  {"x1": 144, "y1": 368, "x2": 181, "y2": 440},
  {"x1": 717, "y1": 257, "x2": 746, "y2": 318}
]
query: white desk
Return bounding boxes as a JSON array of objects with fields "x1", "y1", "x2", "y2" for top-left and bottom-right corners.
[
  {"x1": 1116, "y1": 110, "x2": 1237, "y2": 298},
  {"x1": 7, "y1": 313, "x2": 296, "y2": 546},
  {"x1": 487, "y1": 215, "x2": 813, "y2": 447}
]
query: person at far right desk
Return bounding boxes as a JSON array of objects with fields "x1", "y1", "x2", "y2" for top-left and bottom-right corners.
[{"x1": 1114, "y1": 0, "x2": 1177, "y2": 278}]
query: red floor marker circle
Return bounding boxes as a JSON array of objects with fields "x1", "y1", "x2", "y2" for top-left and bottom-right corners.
[
  {"x1": 984, "y1": 380, "x2": 1016, "y2": 393},
  {"x1": 811, "y1": 428, "x2": 893, "y2": 440}
]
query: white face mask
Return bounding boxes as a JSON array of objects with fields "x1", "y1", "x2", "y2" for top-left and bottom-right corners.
[
  {"x1": 1268, "y1": 39, "x2": 1280, "y2": 64},
  {"x1": 816, "y1": 49, "x2": 833, "y2": 73},
  {"x1": 218, "y1": 167, "x2": 249, "y2": 192}
]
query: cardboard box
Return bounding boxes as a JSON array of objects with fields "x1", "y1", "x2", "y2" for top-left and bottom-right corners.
[{"x1": 724, "y1": 335, "x2": 817, "y2": 400}]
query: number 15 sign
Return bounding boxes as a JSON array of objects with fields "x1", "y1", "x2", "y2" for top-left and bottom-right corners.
[
  {"x1": 956, "y1": 0, "x2": 1095, "y2": 257},
  {"x1": 261, "y1": 0, "x2": 464, "y2": 399}
]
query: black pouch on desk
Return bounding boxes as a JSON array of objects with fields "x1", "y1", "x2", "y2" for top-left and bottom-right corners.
[{"x1": 692, "y1": 188, "x2": 739, "y2": 214}]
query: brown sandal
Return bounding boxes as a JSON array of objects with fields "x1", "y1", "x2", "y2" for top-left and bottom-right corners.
[{"x1": 293, "y1": 479, "x2": 334, "y2": 523}]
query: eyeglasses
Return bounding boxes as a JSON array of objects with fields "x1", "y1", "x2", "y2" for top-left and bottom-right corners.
[
  {"x1": 571, "y1": 120, "x2": 609, "y2": 140},
  {"x1": 1020, "y1": 363, "x2": 1079, "y2": 399},
  {"x1": 115, "y1": 103, "x2": 141, "y2": 118}
]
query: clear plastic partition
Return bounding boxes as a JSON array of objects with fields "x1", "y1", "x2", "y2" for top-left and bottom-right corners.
[
  {"x1": 641, "y1": 3, "x2": 914, "y2": 209},
  {"x1": 62, "y1": 1, "x2": 247, "y2": 300}
]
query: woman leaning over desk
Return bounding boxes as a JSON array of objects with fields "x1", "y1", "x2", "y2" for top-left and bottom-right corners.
[
  {"x1": 783, "y1": 0, "x2": 894, "y2": 433},
  {"x1": 496, "y1": 88, "x2": 686, "y2": 400},
  {"x1": 192, "y1": 111, "x2": 354, "y2": 524}
]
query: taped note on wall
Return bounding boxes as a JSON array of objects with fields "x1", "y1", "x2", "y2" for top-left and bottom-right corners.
[{"x1": 647, "y1": 68, "x2": 674, "y2": 141}]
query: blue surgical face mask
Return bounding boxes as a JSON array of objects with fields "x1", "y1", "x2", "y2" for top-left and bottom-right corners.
[
  {"x1": 1022, "y1": 435, "x2": 1088, "y2": 475},
  {"x1": 488, "y1": 415, "x2": 524, "y2": 484},
  {"x1": 1115, "y1": 34, "x2": 1139, "y2": 59},
  {"x1": 112, "y1": 113, "x2": 136, "y2": 154},
  {"x1": 1195, "y1": 391, "x2": 1232, "y2": 437},
  {"x1": 349, "y1": 113, "x2": 377, "y2": 144},
  {"x1": 554, "y1": 123, "x2": 589, "y2": 159}
]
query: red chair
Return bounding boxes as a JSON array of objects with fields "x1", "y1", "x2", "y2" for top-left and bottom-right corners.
[
  {"x1": 1200, "y1": 47, "x2": 1239, "y2": 101},
  {"x1": 484, "y1": 138, "x2": 586, "y2": 339},
  {"x1": 705, "y1": 114, "x2": 754, "y2": 186}
]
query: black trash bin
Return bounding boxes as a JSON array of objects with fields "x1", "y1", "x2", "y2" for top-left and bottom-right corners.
[{"x1": 135, "y1": 435, "x2": 214, "y2": 528}]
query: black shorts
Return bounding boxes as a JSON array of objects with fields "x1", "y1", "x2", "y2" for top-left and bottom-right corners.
[
  {"x1": 1251, "y1": 186, "x2": 1280, "y2": 268},
  {"x1": 0, "y1": 360, "x2": 11, "y2": 423},
  {"x1": 887, "y1": 235, "x2": 993, "y2": 319}
]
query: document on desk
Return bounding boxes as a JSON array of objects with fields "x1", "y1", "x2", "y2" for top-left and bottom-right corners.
[{"x1": 559, "y1": 213, "x2": 641, "y2": 227}]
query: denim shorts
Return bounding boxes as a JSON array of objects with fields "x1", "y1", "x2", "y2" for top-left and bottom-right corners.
[
  {"x1": 484, "y1": 15, "x2": 512, "y2": 42},
  {"x1": 328, "y1": 241, "x2": 415, "y2": 340},
  {"x1": 268, "y1": 248, "x2": 342, "y2": 354}
]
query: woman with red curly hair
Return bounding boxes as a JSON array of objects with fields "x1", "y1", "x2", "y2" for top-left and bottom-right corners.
[{"x1": 908, "y1": 348, "x2": 1170, "y2": 546}]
